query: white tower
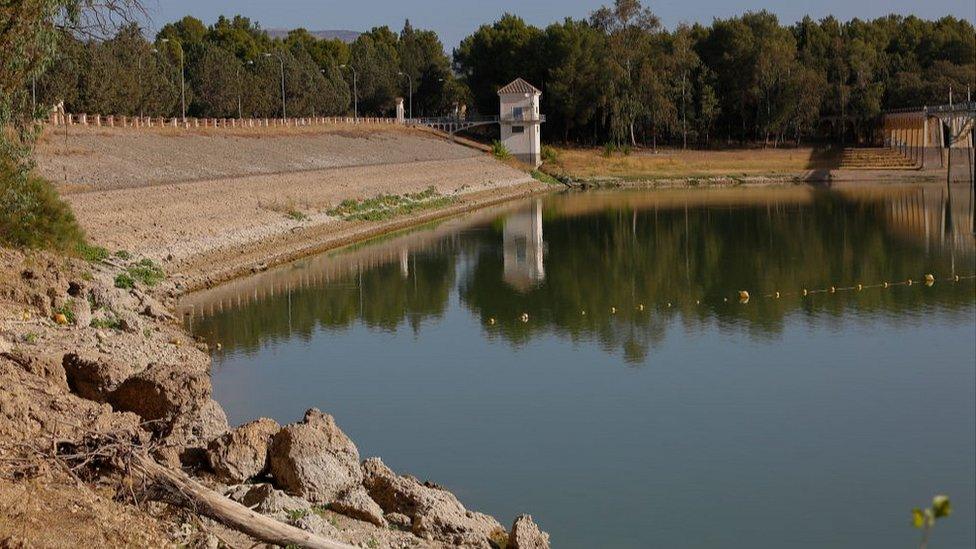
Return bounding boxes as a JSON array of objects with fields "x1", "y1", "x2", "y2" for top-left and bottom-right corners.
[{"x1": 498, "y1": 78, "x2": 544, "y2": 166}]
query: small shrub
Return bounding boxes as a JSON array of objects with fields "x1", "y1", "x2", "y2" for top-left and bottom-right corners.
[
  {"x1": 24, "y1": 333, "x2": 38, "y2": 344},
  {"x1": 114, "y1": 250, "x2": 132, "y2": 260},
  {"x1": 621, "y1": 144, "x2": 633, "y2": 156},
  {"x1": 491, "y1": 140, "x2": 510, "y2": 159},
  {"x1": 541, "y1": 145, "x2": 559, "y2": 164},
  {"x1": 127, "y1": 258, "x2": 165, "y2": 287},
  {"x1": 90, "y1": 317, "x2": 122, "y2": 330},
  {"x1": 602, "y1": 142, "x2": 617, "y2": 157},
  {"x1": 114, "y1": 273, "x2": 135, "y2": 289},
  {"x1": 531, "y1": 170, "x2": 561, "y2": 186},
  {"x1": 285, "y1": 508, "x2": 309, "y2": 521},
  {"x1": 286, "y1": 209, "x2": 309, "y2": 222},
  {"x1": 77, "y1": 243, "x2": 109, "y2": 263},
  {"x1": 0, "y1": 160, "x2": 86, "y2": 252}
]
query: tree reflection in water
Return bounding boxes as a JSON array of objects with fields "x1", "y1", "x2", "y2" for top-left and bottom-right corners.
[{"x1": 182, "y1": 186, "x2": 975, "y2": 364}]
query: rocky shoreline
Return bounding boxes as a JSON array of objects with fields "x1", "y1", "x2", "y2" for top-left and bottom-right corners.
[{"x1": 0, "y1": 246, "x2": 550, "y2": 548}]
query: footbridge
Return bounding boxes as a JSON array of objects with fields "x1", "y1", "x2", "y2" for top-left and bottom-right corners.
[{"x1": 408, "y1": 115, "x2": 501, "y2": 135}]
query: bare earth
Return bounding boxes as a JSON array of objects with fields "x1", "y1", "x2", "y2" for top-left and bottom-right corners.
[{"x1": 35, "y1": 124, "x2": 545, "y2": 290}]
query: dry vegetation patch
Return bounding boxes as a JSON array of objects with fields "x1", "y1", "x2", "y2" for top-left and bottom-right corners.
[{"x1": 548, "y1": 146, "x2": 841, "y2": 180}]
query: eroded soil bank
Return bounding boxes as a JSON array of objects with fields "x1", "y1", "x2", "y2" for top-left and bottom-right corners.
[{"x1": 2, "y1": 126, "x2": 552, "y2": 547}]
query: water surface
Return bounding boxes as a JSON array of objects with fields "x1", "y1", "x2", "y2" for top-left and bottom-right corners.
[{"x1": 181, "y1": 185, "x2": 976, "y2": 548}]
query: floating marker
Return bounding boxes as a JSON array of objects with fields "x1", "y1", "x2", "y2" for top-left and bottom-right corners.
[
  {"x1": 924, "y1": 274, "x2": 935, "y2": 286},
  {"x1": 802, "y1": 289, "x2": 808, "y2": 296},
  {"x1": 666, "y1": 302, "x2": 672, "y2": 308},
  {"x1": 738, "y1": 290, "x2": 750, "y2": 300},
  {"x1": 695, "y1": 300, "x2": 701, "y2": 305},
  {"x1": 519, "y1": 313, "x2": 529, "y2": 323},
  {"x1": 637, "y1": 304, "x2": 645, "y2": 311},
  {"x1": 488, "y1": 317, "x2": 496, "y2": 325},
  {"x1": 581, "y1": 310, "x2": 586, "y2": 316},
  {"x1": 774, "y1": 291, "x2": 781, "y2": 299},
  {"x1": 215, "y1": 342, "x2": 222, "y2": 350},
  {"x1": 856, "y1": 284, "x2": 863, "y2": 291},
  {"x1": 906, "y1": 278, "x2": 913, "y2": 286},
  {"x1": 883, "y1": 282, "x2": 889, "y2": 288},
  {"x1": 829, "y1": 286, "x2": 836, "y2": 293},
  {"x1": 723, "y1": 297, "x2": 728, "y2": 303},
  {"x1": 954, "y1": 275, "x2": 960, "y2": 282},
  {"x1": 610, "y1": 306, "x2": 617, "y2": 314}
]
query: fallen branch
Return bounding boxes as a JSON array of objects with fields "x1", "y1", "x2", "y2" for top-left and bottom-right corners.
[{"x1": 130, "y1": 454, "x2": 355, "y2": 549}]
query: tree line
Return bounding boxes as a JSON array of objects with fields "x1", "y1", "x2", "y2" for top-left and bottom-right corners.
[
  {"x1": 456, "y1": 1, "x2": 974, "y2": 146},
  {"x1": 34, "y1": 16, "x2": 463, "y2": 121},
  {"x1": 19, "y1": 0, "x2": 976, "y2": 147}
]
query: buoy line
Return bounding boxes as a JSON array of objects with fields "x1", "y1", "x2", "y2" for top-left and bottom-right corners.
[{"x1": 499, "y1": 274, "x2": 974, "y2": 323}]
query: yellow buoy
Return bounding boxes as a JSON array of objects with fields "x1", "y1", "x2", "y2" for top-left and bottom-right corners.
[
  {"x1": 215, "y1": 342, "x2": 223, "y2": 350},
  {"x1": 856, "y1": 284, "x2": 863, "y2": 291},
  {"x1": 883, "y1": 282, "x2": 889, "y2": 288},
  {"x1": 954, "y1": 275, "x2": 960, "y2": 282},
  {"x1": 829, "y1": 286, "x2": 836, "y2": 293},
  {"x1": 581, "y1": 310, "x2": 586, "y2": 316},
  {"x1": 924, "y1": 274, "x2": 935, "y2": 287},
  {"x1": 666, "y1": 302, "x2": 672, "y2": 308},
  {"x1": 610, "y1": 307, "x2": 616, "y2": 314},
  {"x1": 695, "y1": 300, "x2": 701, "y2": 305},
  {"x1": 723, "y1": 297, "x2": 728, "y2": 303},
  {"x1": 488, "y1": 317, "x2": 496, "y2": 325},
  {"x1": 519, "y1": 313, "x2": 529, "y2": 323},
  {"x1": 637, "y1": 304, "x2": 645, "y2": 311},
  {"x1": 738, "y1": 290, "x2": 750, "y2": 300},
  {"x1": 802, "y1": 289, "x2": 808, "y2": 296},
  {"x1": 774, "y1": 291, "x2": 781, "y2": 299},
  {"x1": 906, "y1": 278, "x2": 913, "y2": 286}
]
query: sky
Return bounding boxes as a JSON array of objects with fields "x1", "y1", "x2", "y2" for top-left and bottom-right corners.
[{"x1": 143, "y1": 0, "x2": 976, "y2": 49}]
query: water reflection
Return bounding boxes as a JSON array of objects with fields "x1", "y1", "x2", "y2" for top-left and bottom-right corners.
[{"x1": 180, "y1": 185, "x2": 975, "y2": 363}]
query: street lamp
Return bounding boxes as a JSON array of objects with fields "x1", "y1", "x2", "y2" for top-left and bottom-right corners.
[
  {"x1": 237, "y1": 60, "x2": 253, "y2": 119},
  {"x1": 264, "y1": 52, "x2": 286, "y2": 119},
  {"x1": 397, "y1": 71, "x2": 412, "y2": 120},
  {"x1": 160, "y1": 38, "x2": 185, "y2": 121},
  {"x1": 340, "y1": 64, "x2": 358, "y2": 120}
]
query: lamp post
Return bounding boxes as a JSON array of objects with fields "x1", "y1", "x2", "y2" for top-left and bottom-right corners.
[
  {"x1": 237, "y1": 60, "x2": 253, "y2": 119},
  {"x1": 340, "y1": 64, "x2": 357, "y2": 120},
  {"x1": 160, "y1": 38, "x2": 185, "y2": 121},
  {"x1": 397, "y1": 71, "x2": 412, "y2": 120},
  {"x1": 264, "y1": 52, "x2": 286, "y2": 119}
]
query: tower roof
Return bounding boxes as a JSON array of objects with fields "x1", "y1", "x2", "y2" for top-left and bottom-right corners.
[{"x1": 497, "y1": 78, "x2": 541, "y2": 95}]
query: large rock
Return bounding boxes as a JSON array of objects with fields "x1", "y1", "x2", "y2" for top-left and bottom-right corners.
[
  {"x1": 510, "y1": 515, "x2": 550, "y2": 549},
  {"x1": 330, "y1": 486, "x2": 386, "y2": 527},
  {"x1": 362, "y1": 457, "x2": 506, "y2": 548},
  {"x1": 63, "y1": 352, "x2": 133, "y2": 401},
  {"x1": 224, "y1": 483, "x2": 311, "y2": 522},
  {"x1": 268, "y1": 409, "x2": 362, "y2": 504},
  {"x1": 207, "y1": 418, "x2": 280, "y2": 483}
]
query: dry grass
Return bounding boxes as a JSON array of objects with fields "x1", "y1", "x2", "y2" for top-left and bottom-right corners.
[{"x1": 547, "y1": 146, "x2": 841, "y2": 180}]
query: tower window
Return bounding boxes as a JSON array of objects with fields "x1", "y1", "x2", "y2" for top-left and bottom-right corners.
[{"x1": 513, "y1": 126, "x2": 525, "y2": 133}]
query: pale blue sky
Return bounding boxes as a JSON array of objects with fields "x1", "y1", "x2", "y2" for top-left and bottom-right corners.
[{"x1": 143, "y1": 0, "x2": 976, "y2": 49}]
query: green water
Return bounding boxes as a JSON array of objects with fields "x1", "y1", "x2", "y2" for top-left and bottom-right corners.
[{"x1": 181, "y1": 185, "x2": 975, "y2": 548}]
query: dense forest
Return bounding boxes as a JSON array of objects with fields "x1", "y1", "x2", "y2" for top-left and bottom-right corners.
[{"x1": 23, "y1": 1, "x2": 976, "y2": 147}]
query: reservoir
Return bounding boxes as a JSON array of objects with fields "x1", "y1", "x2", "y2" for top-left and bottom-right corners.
[{"x1": 180, "y1": 185, "x2": 975, "y2": 548}]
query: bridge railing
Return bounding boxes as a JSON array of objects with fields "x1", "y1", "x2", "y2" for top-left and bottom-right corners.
[{"x1": 500, "y1": 113, "x2": 546, "y2": 123}]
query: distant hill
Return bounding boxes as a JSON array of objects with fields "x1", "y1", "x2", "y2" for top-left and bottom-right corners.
[{"x1": 265, "y1": 29, "x2": 361, "y2": 43}]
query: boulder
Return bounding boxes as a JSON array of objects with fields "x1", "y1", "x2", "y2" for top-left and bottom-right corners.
[
  {"x1": 385, "y1": 512, "x2": 412, "y2": 531},
  {"x1": 330, "y1": 486, "x2": 386, "y2": 527},
  {"x1": 207, "y1": 418, "x2": 280, "y2": 483},
  {"x1": 225, "y1": 483, "x2": 311, "y2": 520},
  {"x1": 63, "y1": 352, "x2": 133, "y2": 401},
  {"x1": 71, "y1": 297, "x2": 92, "y2": 328},
  {"x1": 362, "y1": 457, "x2": 506, "y2": 547},
  {"x1": 510, "y1": 515, "x2": 550, "y2": 549},
  {"x1": 107, "y1": 362, "x2": 214, "y2": 438},
  {"x1": 268, "y1": 409, "x2": 362, "y2": 504}
]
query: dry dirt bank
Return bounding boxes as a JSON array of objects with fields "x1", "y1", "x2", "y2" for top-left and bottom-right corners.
[
  {"x1": 34, "y1": 124, "x2": 547, "y2": 290},
  {"x1": 36, "y1": 124, "x2": 480, "y2": 193}
]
